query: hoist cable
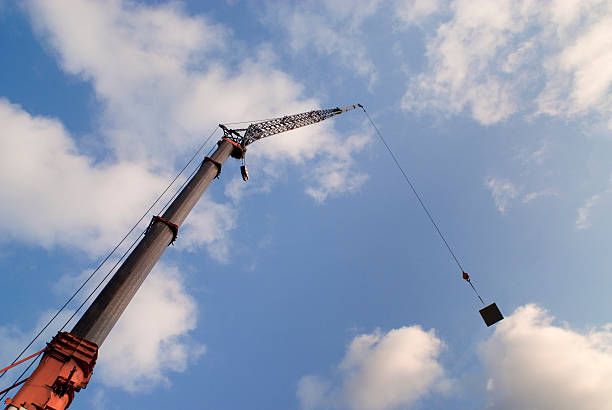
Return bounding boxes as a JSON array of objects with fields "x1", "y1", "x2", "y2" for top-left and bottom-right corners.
[
  {"x1": 0, "y1": 126, "x2": 220, "y2": 388},
  {"x1": 222, "y1": 116, "x2": 277, "y2": 126},
  {"x1": 360, "y1": 107, "x2": 464, "y2": 271},
  {"x1": 360, "y1": 106, "x2": 484, "y2": 304},
  {"x1": 467, "y1": 279, "x2": 485, "y2": 305}
]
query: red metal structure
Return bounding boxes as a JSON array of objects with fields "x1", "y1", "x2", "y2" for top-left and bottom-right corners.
[
  {"x1": 2, "y1": 105, "x2": 360, "y2": 410},
  {"x1": 5, "y1": 333, "x2": 97, "y2": 410}
]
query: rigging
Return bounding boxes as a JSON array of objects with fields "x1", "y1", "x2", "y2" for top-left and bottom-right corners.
[{"x1": 360, "y1": 106, "x2": 503, "y2": 327}]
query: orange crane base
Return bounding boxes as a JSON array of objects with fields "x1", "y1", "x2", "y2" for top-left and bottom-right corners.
[{"x1": 5, "y1": 332, "x2": 97, "y2": 410}]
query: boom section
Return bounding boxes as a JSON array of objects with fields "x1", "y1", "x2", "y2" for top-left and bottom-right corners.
[{"x1": 220, "y1": 104, "x2": 361, "y2": 147}]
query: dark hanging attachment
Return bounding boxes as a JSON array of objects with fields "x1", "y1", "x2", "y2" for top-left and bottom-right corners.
[
  {"x1": 240, "y1": 157, "x2": 249, "y2": 181},
  {"x1": 463, "y1": 271, "x2": 504, "y2": 327},
  {"x1": 479, "y1": 302, "x2": 504, "y2": 327},
  {"x1": 240, "y1": 164, "x2": 249, "y2": 181}
]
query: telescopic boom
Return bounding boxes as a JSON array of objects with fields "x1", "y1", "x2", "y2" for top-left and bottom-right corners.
[{"x1": 3, "y1": 104, "x2": 359, "y2": 410}]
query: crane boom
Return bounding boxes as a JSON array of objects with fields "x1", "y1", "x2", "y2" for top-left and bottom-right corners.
[
  {"x1": 220, "y1": 104, "x2": 361, "y2": 147},
  {"x1": 3, "y1": 104, "x2": 359, "y2": 410}
]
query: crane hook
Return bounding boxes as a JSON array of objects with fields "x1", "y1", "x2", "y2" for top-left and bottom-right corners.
[{"x1": 240, "y1": 157, "x2": 249, "y2": 181}]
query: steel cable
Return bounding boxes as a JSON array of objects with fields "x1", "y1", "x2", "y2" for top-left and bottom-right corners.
[{"x1": 360, "y1": 106, "x2": 484, "y2": 304}]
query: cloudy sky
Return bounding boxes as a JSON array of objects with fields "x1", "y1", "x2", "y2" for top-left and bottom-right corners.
[{"x1": 1, "y1": 0, "x2": 612, "y2": 409}]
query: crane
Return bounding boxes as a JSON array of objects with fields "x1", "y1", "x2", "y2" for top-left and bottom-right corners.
[{"x1": 3, "y1": 104, "x2": 361, "y2": 410}]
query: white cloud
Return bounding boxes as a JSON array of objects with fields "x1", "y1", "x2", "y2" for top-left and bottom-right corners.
[
  {"x1": 517, "y1": 139, "x2": 551, "y2": 166},
  {"x1": 0, "y1": 97, "x2": 239, "y2": 257},
  {"x1": 522, "y1": 188, "x2": 557, "y2": 203},
  {"x1": 10, "y1": 0, "x2": 368, "y2": 257},
  {"x1": 305, "y1": 133, "x2": 371, "y2": 203},
  {"x1": 479, "y1": 304, "x2": 612, "y2": 410},
  {"x1": 394, "y1": 0, "x2": 444, "y2": 26},
  {"x1": 403, "y1": 0, "x2": 524, "y2": 124},
  {"x1": 575, "y1": 193, "x2": 601, "y2": 230},
  {"x1": 486, "y1": 177, "x2": 556, "y2": 213},
  {"x1": 25, "y1": 0, "x2": 368, "y2": 185},
  {"x1": 90, "y1": 389, "x2": 108, "y2": 410},
  {"x1": 48, "y1": 261, "x2": 204, "y2": 392},
  {"x1": 0, "y1": 0, "x2": 372, "y2": 258},
  {"x1": 485, "y1": 178, "x2": 518, "y2": 214},
  {"x1": 404, "y1": 0, "x2": 612, "y2": 126},
  {"x1": 297, "y1": 376, "x2": 333, "y2": 410},
  {"x1": 25, "y1": 0, "x2": 227, "y2": 163},
  {"x1": 267, "y1": 0, "x2": 442, "y2": 89},
  {"x1": 575, "y1": 174, "x2": 612, "y2": 230},
  {"x1": 0, "y1": 99, "x2": 168, "y2": 254},
  {"x1": 539, "y1": 13, "x2": 612, "y2": 117},
  {"x1": 178, "y1": 196, "x2": 236, "y2": 263},
  {"x1": 266, "y1": 1, "x2": 379, "y2": 87},
  {"x1": 97, "y1": 263, "x2": 205, "y2": 391},
  {"x1": 297, "y1": 326, "x2": 451, "y2": 410}
]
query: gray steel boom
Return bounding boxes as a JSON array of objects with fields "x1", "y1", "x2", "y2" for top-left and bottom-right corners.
[
  {"x1": 5, "y1": 104, "x2": 359, "y2": 410},
  {"x1": 71, "y1": 104, "x2": 360, "y2": 346},
  {"x1": 71, "y1": 140, "x2": 235, "y2": 345}
]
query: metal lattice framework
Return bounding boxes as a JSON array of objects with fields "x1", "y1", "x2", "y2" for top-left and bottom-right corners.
[{"x1": 220, "y1": 104, "x2": 361, "y2": 148}]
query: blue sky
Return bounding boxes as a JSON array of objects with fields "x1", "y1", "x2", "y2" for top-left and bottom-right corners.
[{"x1": 1, "y1": 1, "x2": 612, "y2": 409}]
